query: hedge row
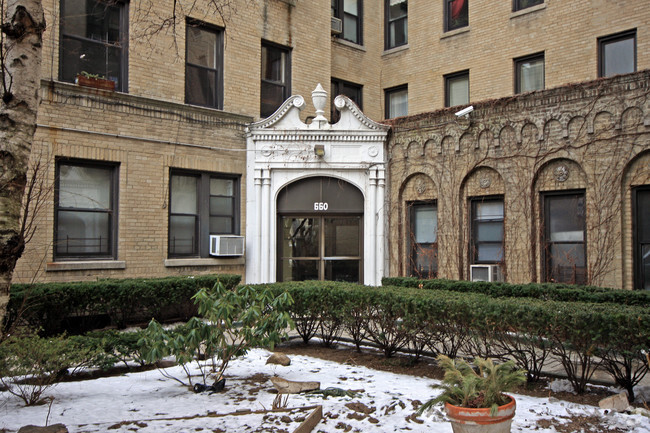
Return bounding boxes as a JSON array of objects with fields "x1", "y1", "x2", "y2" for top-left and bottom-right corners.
[
  {"x1": 6, "y1": 274, "x2": 241, "y2": 335},
  {"x1": 262, "y1": 281, "x2": 650, "y2": 400},
  {"x1": 382, "y1": 277, "x2": 650, "y2": 306}
]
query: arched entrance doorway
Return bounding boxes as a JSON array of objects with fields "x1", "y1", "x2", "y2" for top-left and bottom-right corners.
[{"x1": 277, "y1": 177, "x2": 363, "y2": 282}]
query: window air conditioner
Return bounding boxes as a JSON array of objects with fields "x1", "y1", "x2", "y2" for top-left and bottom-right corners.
[
  {"x1": 470, "y1": 264, "x2": 502, "y2": 282},
  {"x1": 331, "y1": 17, "x2": 343, "y2": 35},
  {"x1": 209, "y1": 235, "x2": 245, "y2": 257}
]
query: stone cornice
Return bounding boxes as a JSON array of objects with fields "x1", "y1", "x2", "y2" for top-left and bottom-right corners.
[
  {"x1": 40, "y1": 79, "x2": 251, "y2": 130},
  {"x1": 388, "y1": 70, "x2": 650, "y2": 132}
]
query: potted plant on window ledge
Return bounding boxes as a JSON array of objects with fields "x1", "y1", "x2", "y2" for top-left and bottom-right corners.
[
  {"x1": 418, "y1": 355, "x2": 526, "y2": 433},
  {"x1": 75, "y1": 71, "x2": 116, "y2": 91}
]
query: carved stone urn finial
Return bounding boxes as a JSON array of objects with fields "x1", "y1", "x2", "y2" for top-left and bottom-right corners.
[{"x1": 310, "y1": 83, "x2": 330, "y2": 129}]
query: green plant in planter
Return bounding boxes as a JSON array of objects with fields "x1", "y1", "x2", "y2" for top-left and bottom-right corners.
[
  {"x1": 79, "y1": 71, "x2": 106, "y2": 80},
  {"x1": 418, "y1": 355, "x2": 527, "y2": 416}
]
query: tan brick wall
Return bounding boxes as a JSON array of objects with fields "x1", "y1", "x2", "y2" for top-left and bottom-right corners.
[
  {"x1": 16, "y1": 0, "x2": 333, "y2": 284},
  {"x1": 15, "y1": 0, "x2": 650, "y2": 287},
  {"x1": 387, "y1": 71, "x2": 650, "y2": 290},
  {"x1": 329, "y1": 0, "x2": 649, "y2": 119}
]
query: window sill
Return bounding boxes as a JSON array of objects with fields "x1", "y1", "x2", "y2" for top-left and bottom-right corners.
[
  {"x1": 510, "y1": 3, "x2": 546, "y2": 19},
  {"x1": 441, "y1": 27, "x2": 470, "y2": 40},
  {"x1": 333, "y1": 38, "x2": 366, "y2": 52},
  {"x1": 164, "y1": 257, "x2": 245, "y2": 267},
  {"x1": 46, "y1": 260, "x2": 126, "y2": 272},
  {"x1": 382, "y1": 44, "x2": 409, "y2": 57}
]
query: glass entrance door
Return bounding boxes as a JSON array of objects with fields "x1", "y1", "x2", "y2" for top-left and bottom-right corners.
[{"x1": 279, "y1": 216, "x2": 362, "y2": 282}]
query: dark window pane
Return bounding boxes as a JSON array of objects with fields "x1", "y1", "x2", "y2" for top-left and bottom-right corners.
[
  {"x1": 210, "y1": 216, "x2": 232, "y2": 234},
  {"x1": 169, "y1": 215, "x2": 197, "y2": 255},
  {"x1": 55, "y1": 161, "x2": 115, "y2": 259},
  {"x1": 477, "y1": 243, "x2": 503, "y2": 262},
  {"x1": 325, "y1": 260, "x2": 359, "y2": 282},
  {"x1": 59, "y1": 164, "x2": 112, "y2": 209},
  {"x1": 211, "y1": 178, "x2": 233, "y2": 195},
  {"x1": 477, "y1": 222, "x2": 503, "y2": 242},
  {"x1": 262, "y1": 46, "x2": 286, "y2": 82},
  {"x1": 60, "y1": 0, "x2": 125, "y2": 89},
  {"x1": 187, "y1": 27, "x2": 217, "y2": 68},
  {"x1": 517, "y1": 56, "x2": 544, "y2": 93},
  {"x1": 447, "y1": 0, "x2": 468, "y2": 31},
  {"x1": 386, "y1": 0, "x2": 407, "y2": 49},
  {"x1": 325, "y1": 217, "x2": 360, "y2": 257},
  {"x1": 413, "y1": 243, "x2": 437, "y2": 277},
  {"x1": 386, "y1": 87, "x2": 408, "y2": 118},
  {"x1": 56, "y1": 211, "x2": 110, "y2": 254},
  {"x1": 544, "y1": 192, "x2": 586, "y2": 284},
  {"x1": 515, "y1": 0, "x2": 543, "y2": 11},
  {"x1": 388, "y1": 0, "x2": 407, "y2": 20},
  {"x1": 282, "y1": 218, "x2": 320, "y2": 258},
  {"x1": 603, "y1": 37, "x2": 635, "y2": 77},
  {"x1": 410, "y1": 202, "x2": 437, "y2": 277},
  {"x1": 642, "y1": 245, "x2": 650, "y2": 290},
  {"x1": 210, "y1": 196, "x2": 233, "y2": 216},
  {"x1": 170, "y1": 175, "x2": 197, "y2": 214},
  {"x1": 343, "y1": 15, "x2": 358, "y2": 42},
  {"x1": 186, "y1": 66, "x2": 216, "y2": 107},
  {"x1": 414, "y1": 206, "x2": 437, "y2": 243},
  {"x1": 261, "y1": 82, "x2": 285, "y2": 117},
  {"x1": 447, "y1": 73, "x2": 469, "y2": 107},
  {"x1": 282, "y1": 259, "x2": 319, "y2": 282},
  {"x1": 549, "y1": 195, "x2": 584, "y2": 241}
]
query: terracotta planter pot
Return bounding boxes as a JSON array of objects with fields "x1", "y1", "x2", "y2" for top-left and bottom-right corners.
[
  {"x1": 75, "y1": 74, "x2": 116, "y2": 91},
  {"x1": 444, "y1": 395, "x2": 516, "y2": 433}
]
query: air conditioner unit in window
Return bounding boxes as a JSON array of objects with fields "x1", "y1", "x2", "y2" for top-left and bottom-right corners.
[
  {"x1": 209, "y1": 235, "x2": 245, "y2": 257},
  {"x1": 470, "y1": 264, "x2": 503, "y2": 282},
  {"x1": 331, "y1": 17, "x2": 342, "y2": 35}
]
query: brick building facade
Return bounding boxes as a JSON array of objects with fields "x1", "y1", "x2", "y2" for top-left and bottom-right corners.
[{"x1": 12, "y1": 0, "x2": 650, "y2": 289}]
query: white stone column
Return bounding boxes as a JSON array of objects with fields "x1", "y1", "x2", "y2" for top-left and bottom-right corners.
[
  {"x1": 366, "y1": 169, "x2": 377, "y2": 286},
  {"x1": 261, "y1": 169, "x2": 272, "y2": 282},
  {"x1": 376, "y1": 167, "x2": 386, "y2": 284},
  {"x1": 253, "y1": 169, "x2": 263, "y2": 283}
]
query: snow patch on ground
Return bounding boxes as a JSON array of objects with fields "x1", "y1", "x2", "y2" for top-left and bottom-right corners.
[{"x1": 1, "y1": 348, "x2": 649, "y2": 433}]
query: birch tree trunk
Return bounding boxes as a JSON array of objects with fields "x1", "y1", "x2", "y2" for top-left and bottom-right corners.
[{"x1": 0, "y1": 0, "x2": 45, "y2": 331}]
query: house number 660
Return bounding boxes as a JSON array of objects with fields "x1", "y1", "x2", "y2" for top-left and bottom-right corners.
[{"x1": 313, "y1": 202, "x2": 329, "y2": 211}]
